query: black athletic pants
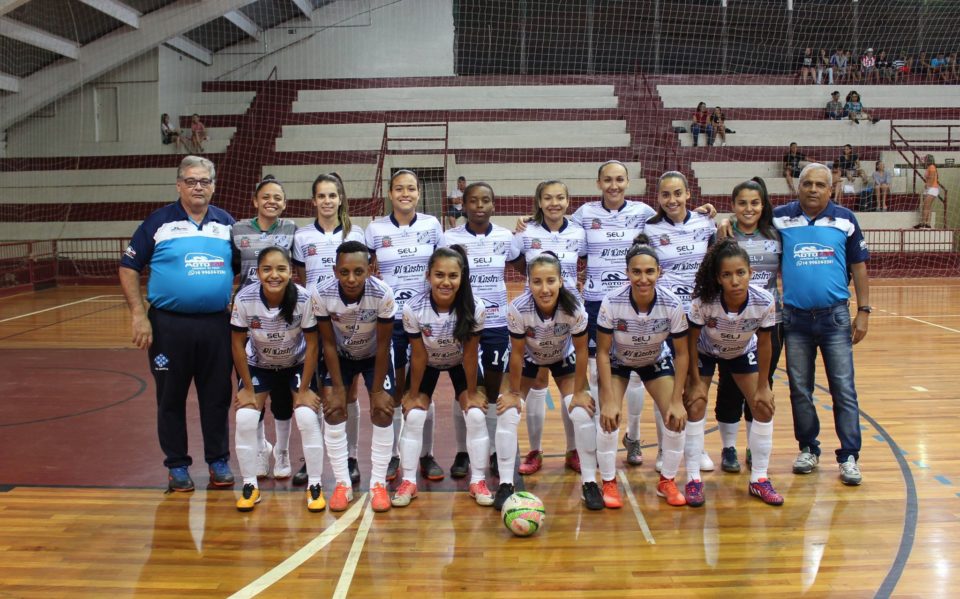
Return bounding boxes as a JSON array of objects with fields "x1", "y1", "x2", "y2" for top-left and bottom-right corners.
[{"x1": 715, "y1": 323, "x2": 784, "y2": 424}]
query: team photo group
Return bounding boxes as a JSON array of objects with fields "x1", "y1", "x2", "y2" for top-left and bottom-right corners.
[{"x1": 119, "y1": 153, "x2": 870, "y2": 518}]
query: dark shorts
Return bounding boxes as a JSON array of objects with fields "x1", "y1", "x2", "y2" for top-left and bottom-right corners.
[
  {"x1": 322, "y1": 354, "x2": 396, "y2": 398},
  {"x1": 480, "y1": 326, "x2": 509, "y2": 376},
  {"x1": 239, "y1": 364, "x2": 318, "y2": 394},
  {"x1": 698, "y1": 351, "x2": 759, "y2": 377},
  {"x1": 510, "y1": 353, "x2": 577, "y2": 380},
  {"x1": 392, "y1": 319, "x2": 409, "y2": 369},
  {"x1": 584, "y1": 300, "x2": 602, "y2": 357},
  {"x1": 610, "y1": 354, "x2": 675, "y2": 383},
  {"x1": 414, "y1": 364, "x2": 482, "y2": 399}
]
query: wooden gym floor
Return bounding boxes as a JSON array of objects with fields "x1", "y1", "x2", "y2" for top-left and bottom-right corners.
[{"x1": 0, "y1": 280, "x2": 958, "y2": 598}]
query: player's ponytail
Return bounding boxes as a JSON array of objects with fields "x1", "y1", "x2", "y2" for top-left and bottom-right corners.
[
  {"x1": 625, "y1": 233, "x2": 660, "y2": 265},
  {"x1": 527, "y1": 251, "x2": 580, "y2": 317},
  {"x1": 428, "y1": 245, "x2": 478, "y2": 343},
  {"x1": 693, "y1": 238, "x2": 750, "y2": 304},
  {"x1": 257, "y1": 246, "x2": 297, "y2": 324}
]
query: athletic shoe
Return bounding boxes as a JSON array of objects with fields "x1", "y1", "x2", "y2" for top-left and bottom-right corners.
[
  {"x1": 839, "y1": 456, "x2": 863, "y2": 486},
  {"x1": 601, "y1": 479, "x2": 623, "y2": 509},
  {"x1": 168, "y1": 466, "x2": 195, "y2": 492},
  {"x1": 208, "y1": 459, "x2": 235, "y2": 487},
  {"x1": 328, "y1": 482, "x2": 354, "y2": 512},
  {"x1": 236, "y1": 483, "x2": 260, "y2": 512},
  {"x1": 684, "y1": 480, "x2": 705, "y2": 507},
  {"x1": 292, "y1": 462, "x2": 308, "y2": 486},
  {"x1": 489, "y1": 453, "x2": 499, "y2": 478},
  {"x1": 385, "y1": 456, "x2": 400, "y2": 482},
  {"x1": 370, "y1": 482, "x2": 391, "y2": 512},
  {"x1": 348, "y1": 457, "x2": 361, "y2": 485},
  {"x1": 581, "y1": 481, "x2": 604, "y2": 510},
  {"x1": 257, "y1": 441, "x2": 272, "y2": 478},
  {"x1": 656, "y1": 477, "x2": 686, "y2": 506},
  {"x1": 721, "y1": 447, "x2": 741, "y2": 473},
  {"x1": 450, "y1": 452, "x2": 470, "y2": 479},
  {"x1": 273, "y1": 447, "x2": 291, "y2": 479},
  {"x1": 564, "y1": 450, "x2": 582, "y2": 473},
  {"x1": 469, "y1": 480, "x2": 494, "y2": 506},
  {"x1": 749, "y1": 479, "x2": 784, "y2": 506},
  {"x1": 793, "y1": 447, "x2": 819, "y2": 474},
  {"x1": 623, "y1": 434, "x2": 643, "y2": 466},
  {"x1": 655, "y1": 448, "x2": 663, "y2": 473},
  {"x1": 746, "y1": 448, "x2": 753, "y2": 468},
  {"x1": 700, "y1": 450, "x2": 715, "y2": 472},
  {"x1": 493, "y1": 483, "x2": 515, "y2": 510},
  {"x1": 518, "y1": 450, "x2": 543, "y2": 475},
  {"x1": 420, "y1": 455, "x2": 445, "y2": 481},
  {"x1": 391, "y1": 480, "x2": 418, "y2": 507},
  {"x1": 306, "y1": 484, "x2": 326, "y2": 512}
]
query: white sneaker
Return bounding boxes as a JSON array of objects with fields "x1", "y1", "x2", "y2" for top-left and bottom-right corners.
[
  {"x1": 274, "y1": 446, "x2": 292, "y2": 479},
  {"x1": 700, "y1": 450, "x2": 715, "y2": 472},
  {"x1": 839, "y1": 456, "x2": 862, "y2": 486},
  {"x1": 655, "y1": 448, "x2": 663, "y2": 473},
  {"x1": 257, "y1": 440, "x2": 273, "y2": 478}
]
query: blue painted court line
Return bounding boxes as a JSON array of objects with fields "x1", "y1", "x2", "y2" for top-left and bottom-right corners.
[
  {"x1": 912, "y1": 460, "x2": 928, "y2": 469},
  {"x1": 874, "y1": 434, "x2": 885, "y2": 443},
  {"x1": 822, "y1": 404, "x2": 833, "y2": 411},
  {"x1": 545, "y1": 391, "x2": 555, "y2": 410},
  {"x1": 934, "y1": 475, "x2": 952, "y2": 485}
]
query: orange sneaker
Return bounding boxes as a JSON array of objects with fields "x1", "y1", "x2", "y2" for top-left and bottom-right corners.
[
  {"x1": 656, "y1": 476, "x2": 687, "y2": 507},
  {"x1": 391, "y1": 479, "x2": 418, "y2": 507},
  {"x1": 601, "y1": 479, "x2": 623, "y2": 509},
  {"x1": 469, "y1": 480, "x2": 494, "y2": 506},
  {"x1": 370, "y1": 482, "x2": 391, "y2": 512},
  {"x1": 328, "y1": 482, "x2": 354, "y2": 512}
]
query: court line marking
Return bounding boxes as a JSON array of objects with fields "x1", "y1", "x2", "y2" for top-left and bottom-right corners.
[
  {"x1": 0, "y1": 295, "x2": 118, "y2": 324},
  {"x1": 228, "y1": 494, "x2": 367, "y2": 599},
  {"x1": 911, "y1": 386, "x2": 928, "y2": 392},
  {"x1": 902, "y1": 316, "x2": 960, "y2": 334},
  {"x1": 617, "y1": 469, "x2": 655, "y2": 544},
  {"x1": 332, "y1": 499, "x2": 375, "y2": 599}
]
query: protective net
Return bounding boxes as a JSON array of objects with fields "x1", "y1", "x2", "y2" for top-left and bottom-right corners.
[{"x1": 0, "y1": 0, "x2": 958, "y2": 287}]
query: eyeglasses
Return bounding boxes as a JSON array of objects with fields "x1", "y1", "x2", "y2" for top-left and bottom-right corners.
[{"x1": 179, "y1": 178, "x2": 214, "y2": 188}]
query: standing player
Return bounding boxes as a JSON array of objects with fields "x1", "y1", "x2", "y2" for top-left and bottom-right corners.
[
  {"x1": 440, "y1": 182, "x2": 519, "y2": 478},
  {"x1": 230, "y1": 247, "x2": 320, "y2": 512},
  {"x1": 510, "y1": 180, "x2": 586, "y2": 475},
  {"x1": 497, "y1": 252, "x2": 590, "y2": 508},
  {"x1": 644, "y1": 171, "x2": 717, "y2": 475},
  {"x1": 392, "y1": 246, "x2": 489, "y2": 507},
  {"x1": 686, "y1": 240, "x2": 782, "y2": 506},
  {"x1": 366, "y1": 170, "x2": 445, "y2": 481},
  {"x1": 596, "y1": 235, "x2": 691, "y2": 508},
  {"x1": 291, "y1": 173, "x2": 365, "y2": 486},
  {"x1": 231, "y1": 175, "x2": 298, "y2": 481},
  {"x1": 314, "y1": 241, "x2": 397, "y2": 513}
]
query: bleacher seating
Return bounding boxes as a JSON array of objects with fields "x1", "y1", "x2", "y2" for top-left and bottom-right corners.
[
  {"x1": 672, "y1": 119, "x2": 891, "y2": 147},
  {"x1": 657, "y1": 85, "x2": 960, "y2": 109}
]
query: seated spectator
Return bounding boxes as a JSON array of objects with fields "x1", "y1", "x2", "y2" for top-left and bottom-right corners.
[
  {"x1": 691, "y1": 101, "x2": 714, "y2": 147},
  {"x1": 782, "y1": 142, "x2": 808, "y2": 195},
  {"x1": 816, "y1": 48, "x2": 834, "y2": 84},
  {"x1": 847, "y1": 50, "x2": 861, "y2": 81},
  {"x1": 844, "y1": 91, "x2": 877, "y2": 124},
  {"x1": 834, "y1": 145, "x2": 863, "y2": 202},
  {"x1": 893, "y1": 53, "x2": 908, "y2": 82},
  {"x1": 831, "y1": 163, "x2": 846, "y2": 204},
  {"x1": 831, "y1": 48, "x2": 848, "y2": 82},
  {"x1": 917, "y1": 51, "x2": 933, "y2": 79},
  {"x1": 858, "y1": 171, "x2": 876, "y2": 212},
  {"x1": 931, "y1": 52, "x2": 947, "y2": 80},
  {"x1": 872, "y1": 160, "x2": 891, "y2": 211},
  {"x1": 825, "y1": 91, "x2": 845, "y2": 120},
  {"x1": 876, "y1": 50, "x2": 894, "y2": 81},
  {"x1": 948, "y1": 52, "x2": 958, "y2": 82},
  {"x1": 860, "y1": 48, "x2": 878, "y2": 83},
  {"x1": 799, "y1": 47, "x2": 816, "y2": 83},
  {"x1": 710, "y1": 106, "x2": 727, "y2": 146},
  {"x1": 446, "y1": 176, "x2": 466, "y2": 229},
  {"x1": 160, "y1": 113, "x2": 185, "y2": 153},
  {"x1": 189, "y1": 114, "x2": 207, "y2": 153}
]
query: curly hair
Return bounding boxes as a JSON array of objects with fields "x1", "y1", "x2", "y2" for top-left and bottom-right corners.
[{"x1": 692, "y1": 238, "x2": 751, "y2": 304}]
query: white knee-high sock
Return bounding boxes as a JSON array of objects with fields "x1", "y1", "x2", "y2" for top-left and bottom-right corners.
[
  {"x1": 369, "y1": 423, "x2": 394, "y2": 486},
  {"x1": 525, "y1": 387, "x2": 547, "y2": 452},
  {"x1": 565, "y1": 395, "x2": 598, "y2": 484},
  {"x1": 454, "y1": 405, "x2": 467, "y2": 453},
  {"x1": 597, "y1": 425, "x2": 619, "y2": 482},
  {"x1": 257, "y1": 417, "x2": 267, "y2": 452},
  {"x1": 626, "y1": 372, "x2": 645, "y2": 440},
  {"x1": 496, "y1": 407, "x2": 521, "y2": 486},
  {"x1": 587, "y1": 357, "x2": 599, "y2": 403},
  {"x1": 399, "y1": 408, "x2": 426, "y2": 484},
  {"x1": 559, "y1": 394, "x2": 576, "y2": 452},
  {"x1": 655, "y1": 405, "x2": 665, "y2": 449},
  {"x1": 719, "y1": 422, "x2": 739, "y2": 449},
  {"x1": 391, "y1": 406, "x2": 403, "y2": 457},
  {"x1": 684, "y1": 418, "x2": 706, "y2": 482},
  {"x1": 235, "y1": 408, "x2": 261, "y2": 486},
  {"x1": 749, "y1": 419, "x2": 774, "y2": 482},
  {"x1": 745, "y1": 420, "x2": 753, "y2": 450},
  {"x1": 294, "y1": 406, "x2": 325, "y2": 487},
  {"x1": 463, "y1": 407, "x2": 490, "y2": 484},
  {"x1": 275, "y1": 418, "x2": 291, "y2": 453},
  {"x1": 660, "y1": 427, "x2": 686, "y2": 480},
  {"x1": 323, "y1": 420, "x2": 350, "y2": 485},
  {"x1": 346, "y1": 401, "x2": 360, "y2": 459},
  {"x1": 485, "y1": 402, "x2": 498, "y2": 456},
  {"x1": 421, "y1": 402, "x2": 436, "y2": 457}
]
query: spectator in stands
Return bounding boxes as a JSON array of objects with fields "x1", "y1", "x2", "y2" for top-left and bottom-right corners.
[
  {"x1": 876, "y1": 50, "x2": 894, "y2": 82},
  {"x1": 783, "y1": 143, "x2": 808, "y2": 196},
  {"x1": 844, "y1": 91, "x2": 877, "y2": 124},
  {"x1": 834, "y1": 144, "x2": 862, "y2": 203},
  {"x1": 860, "y1": 48, "x2": 878, "y2": 83},
  {"x1": 872, "y1": 160, "x2": 891, "y2": 212},
  {"x1": 691, "y1": 101, "x2": 715, "y2": 147},
  {"x1": 816, "y1": 48, "x2": 834, "y2": 85},
  {"x1": 917, "y1": 51, "x2": 932, "y2": 79},
  {"x1": 916, "y1": 154, "x2": 940, "y2": 229},
  {"x1": 799, "y1": 47, "x2": 816, "y2": 84},
  {"x1": 831, "y1": 48, "x2": 848, "y2": 82},
  {"x1": 446, "y1": 176, "x2": 466, "y2": 229},
  {"x1": 710, "y1": 106, "x2": 727, "y2": 147},
  {"x1": 846, "y1": 49, "x2": 860, "y2": 81},
  {"x1": 930, "y1": 52, "x2": 947, "y2": 80},
  {"x1": 947, "y1": 52, "x2": 958, "y2": 82},
  {"x1": 190, "y1": 114, "x2": 207, "y2": 153},
  {"x1": 825, "y1": 91, "x2": 845, "y2": 120},
  {"x1": 894, "y1": 53, "x2": 910, "y2": 82},
  {"x1": 161, "y1": 113, "x2": 185, "y2": 153}
]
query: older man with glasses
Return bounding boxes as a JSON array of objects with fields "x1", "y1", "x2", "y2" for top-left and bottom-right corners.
[{"x1": 119, "y1": 155, "x2": 237, "y2": 491}]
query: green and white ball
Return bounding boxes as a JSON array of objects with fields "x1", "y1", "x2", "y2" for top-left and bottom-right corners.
[{"x1": 501, "y1": 491, "x2": 545, "y2": 537}]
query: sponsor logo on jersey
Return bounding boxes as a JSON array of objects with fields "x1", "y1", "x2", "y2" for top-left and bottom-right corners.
[
  {"x1": 421, "y1": 324, "x2": 432, "y2": 337},
  {"x1": 591, "y1": 219, "x2": 602, "y2": 229},
  {"x1": 565, "y1": 239, "x2": 580, "y2": 251},
  {"x1": 250, "y1": 316, "x2": 262, "y2": 329},
  {"x1": 397, "y1": 247, "x2": 419, "y2": 256},
  {"x1": 705, "y1": 317, "x2": 718, "y2": 328},
  {"x1": 381, "y1": 236, "x2": 393, "y2": 248},
  {"x1": 494, "y1": 241, "x2": 508, "y2": 254},
  {"x1": 659, "y1": 234, "x2": 670, "y2": 246},
  {"x1": 396, "y1": 288, "x2": 415, "y2": 301},
  {"x1": 123, "y1": 245, "x2": 137, "y2": 259},
  {"x1": 738, "y1": 318, "x2": 761, "y2": 331},
  {"x1": 417, "y1": 231, "x2": 433, "y2": 244},
  {"x1": 531, "y1": 238, "x2": 542, "y2": 249},
  {"x1": 651, "y1": 319, "x2": 670, "y2": 333},
  {"x1": 553, "y1": 323, "x2": 570, "y2": 336},
  {"x1": 626, "y1": 215, "x2": 646, "y2": 228},
  {"x1": 694, "y1": 228, "x2": 714, "y2": 241},
  {"x1": 359, "y1": 309, "x2": 377, "y2": 322},
  {"x1": 525, "y1": 326, "x2": 536, "y2": 338},
  {"x1": 616, "y1": 319, "x2": 628, "y2": 332},
  {"x1": 153, "y1": 353, "x2": 170, "y2": 370},
  {"x1": 793, "y1": 243, "x2": 835, "y2": 265},
  {"x1": 602, "y1": 271, "x2": 627, "y2": 282},
  {"x1": 240, "y1": 238, "x2": 250, "y2": 248},
  {"x1": 184, "y1": 252, "x2": 226, "y2": 276}
]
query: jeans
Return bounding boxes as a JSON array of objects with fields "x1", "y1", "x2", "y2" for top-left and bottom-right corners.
[
  {"x1": 783, "y1": 303, "x2": 861, "y2": 463},
  {"x1": 692, "y1": 123, "x2": 714, "y2": 146}
]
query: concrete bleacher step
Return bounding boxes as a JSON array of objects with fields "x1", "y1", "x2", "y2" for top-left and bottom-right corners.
[
  {"x1": 159, "y1": 127, "x2": 236, "y2": 155},
  {"x1": 0, "y1": 168, "x2": 177, "y2": 204},
  {"x1": 658, "y1": 85, "x2": 960, "y2": 109},
  {"x1": 262, "y1": 164, "x2": 379, "y2": 201},
  {"x1": 692, "y1": 161, "x2": 909, "y2": 196},
  {"x1": 453, "y1": 162, "x2": 645, "y2": 196},
  {"x1": 183, "y1": 91, "x2": 257, "y2": 116},
  {"x1": 672, "y1": 120, "x2": 891, "y2": 147}
]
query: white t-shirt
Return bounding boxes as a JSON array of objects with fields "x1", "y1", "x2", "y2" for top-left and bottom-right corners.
[
  {"x1": 440, "y1": 223, "x2": 520, "y2": 329},
  {"x1": 230, "y1": 282, "x2": 317, "y2": 368},
  {"x1": 597, "y1": 285, "x2": 688, "y2": 368},
  {"x1": 402, "y1": 290, "x2": 486, "y2": 369},
  {"x1": 688, "y1": 286, "x2": 777, "y2": 359},
  {"x1": 312, "y1": 276, "x2": 395, "y2": 360},
  {"x1": 644, "y1": 211, "x2": 716, "y2": 312},
  {"x1": 506, "y1": 290, "x2": 587, "y2": 365},
  {"x1": 511, "y1": 218, "x2": 586, "y2": 296},
  {"x1": 365, "y1": 213, "x2": 443, "y2": 319},
  {"x1": 292, "y1": 222, "x2": 365, "y2": 288}
]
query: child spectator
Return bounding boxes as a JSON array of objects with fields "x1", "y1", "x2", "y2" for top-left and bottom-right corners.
[
  {"x1": 872, "y1": 161, "x2": 891, "y2": 212},
  {"x1": 710, "y1": 107, "x2": 727, "y2": 147},
  {"x1": 844, "y1": 91, "x2": 877, "y2": 124},
  {"x1": 825, "y1": 91, "x2": 845, "y2": 120}
]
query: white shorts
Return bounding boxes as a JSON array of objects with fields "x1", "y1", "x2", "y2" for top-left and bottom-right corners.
[{"x1": 925, "y1": 187, "x2": 940, "y2": 198}]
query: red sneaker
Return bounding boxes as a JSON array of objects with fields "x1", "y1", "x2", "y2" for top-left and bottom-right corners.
[
  {"x1": 601, "y1": 479, "x2": 622, "y2": 509},
  {"x1": 656, "y1": 476, "x2": 687, "y2": 507},
  {"x1": 564, "y1": 449, "x2": 582, "y2": 473},
  {"x1": 518, "y1": 450, "x2": 543, "y2": 475},
  {"x1": 370, "y1": 482, "x2": 391, "y2": 512},
  {"x1": 749, "y1": 478, "x2": 785, "y2": 506}
]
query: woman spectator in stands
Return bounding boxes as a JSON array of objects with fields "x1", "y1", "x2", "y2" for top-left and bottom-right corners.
[
  {"x1": 835, "y1": 145, "x2": 862, "y2": 203},
  {"x1": 846, "y1": 49, "x2": 860, "y2": 82},
  {"x1": 816, "y1": 48, "x2": 834, "y2": 85},
  {"x1": 876, "y1": 50, "x2": 894, "y2": 82},
  {"x1": 844, "y1": 91, "x2": 877, "y2": 124},
  {"x1": 831, "y1": 48, "x2": 848, "y2": 83},
  {"x1": 160, "y1": 113, "x2": 187, "y2": 153},
  {"x1": 872, "y1": 161, "x2": 891, "y2": 212},
  {"x1": 710, "y1": 107, "x2": 727, "y2": 147},
  {"x1": 691, "y1": 102, "x2": 714, "y2": 147},
  {"x1": 190, "y1": 114, "x2": 208, "y2": 153},
  {"x1": 799, "y1": 48, "x2": 816, "y2": 84}
]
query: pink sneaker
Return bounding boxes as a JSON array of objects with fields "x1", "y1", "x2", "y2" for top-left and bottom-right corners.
[
  {"x1": 749, "y1": 479, "x2": 784, "y2": 506},
  {"x1": 469, "y1": 480, "x2": 494, "y2": 506},
  {"x1": 518, "y1": 450, "x2": 543, "y2": 475},
  {"x1": 564, "y1": 449, "x2": 581, "y2": 473}
]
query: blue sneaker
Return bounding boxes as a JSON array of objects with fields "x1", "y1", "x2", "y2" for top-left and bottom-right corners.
[
  {"x1": 168, "y1": 466, "x2": 195, "y2": 492},
  {"x1": 208, "y1": 459, "x2": 235, "y2": 487}
]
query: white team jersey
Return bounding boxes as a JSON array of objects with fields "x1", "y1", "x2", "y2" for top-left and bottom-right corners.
[
  {"x1": 292, "y1": 222, "x2": 365, "y2": 288},
  {"x1": 688, "y1": 286, "x2": 776, "y2": 360},
  {"x1": 644, "y1": 211, "x2": 716, "y2": 312},
  {"x1": 231, "y1": 282, "x2": 317, "y2": 368},
  {"x1": 511, "y1": 219, "x2": 586, "y2": 296},
  {"x1": 402, "y1": 290, "x2": 486, "y2": 369},
  {"x1": 312, "y1": 276, "x2": 396, "y2": 360},
  {"x1": 597, "y1": 285, "x2": 688, "y2": 368},
  {"x1": 365, "y1": 213, "x2": 443, "y2": 319},
  {"x1": 571, "y1": 200, "x2": 657, "y2": 303},
  {"x1": 440, "y1": 223, "x2": 520, "y2": 329},
  {"x1": 507, "y1": 290, "x2": 587, "y2": 365}
]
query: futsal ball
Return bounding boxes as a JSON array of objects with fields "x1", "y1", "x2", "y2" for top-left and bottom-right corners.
[{"x1": 501, "y1": 491, "x2": 545, "y2": 537}]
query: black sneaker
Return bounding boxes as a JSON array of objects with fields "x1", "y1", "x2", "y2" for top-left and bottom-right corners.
[
  {"x1": 292, "y1": 463, "x2": 308, "y2": 486},
  {"x1": 721, "y1": 447, "x2": 742, "y2": 473},
  {"x1": 168, "y1": 466, "x2": 195, "y2": 492},
  {"x1": 582, "y1": 481, "x2": 604, "y2": 510},
  {"x1": 348, "y1": 457, "x2": 361, "y2": 485},
  {"x1": 386, "y1": 456, "x2": 400, "y2": 482},
  {"x1": 450, "y1": 452, "x2": 470, "y2": 479},
  {"x1": 493, "y1": 482, "x2": 515, "y2": 511},
  {"x1": 489, "y1": 452, "x2": 499, "y2": 478},
  {"x1": 419, "y1": 455, "x2": 444, "y2": 481}
]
